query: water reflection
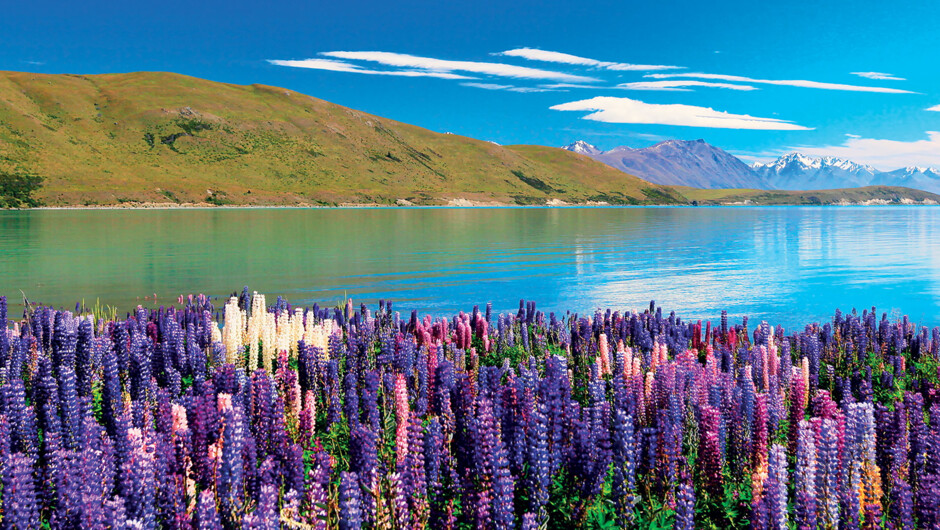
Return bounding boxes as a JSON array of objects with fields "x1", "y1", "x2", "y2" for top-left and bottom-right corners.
[{"x1": 0, "y1": 206, "x2": 938, "y2": 329}]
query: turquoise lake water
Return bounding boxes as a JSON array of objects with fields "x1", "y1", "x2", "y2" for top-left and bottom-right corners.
[{"x1": 1, "y1": 206, "x2": 938, "y2": 330}]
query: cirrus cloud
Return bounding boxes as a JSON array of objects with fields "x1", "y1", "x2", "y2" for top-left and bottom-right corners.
[
  {"x1": 495, "y1": 47, "x2": 682, "y2": 71},
  {"x1": 460, "y1": 82, "x2": 560, "y2": 93},
  {"x1": 267, "y1": 58, "x2": 473, "y2": 79},
  {"x1": 928, "y1": 105, "x2": 940, "y2": 112},
  {"x1": 851, "y1": 71, "x2": 905, "y2": 81},
  {"x1": 646, "y1": 72, "x2": 916, "y2": 94},
  {"x1": 550, "y1": 96, "x2": 812, "y2": 130},
  {"x1": 616, "y1": 80, "x2": 758, "y2": 91},
  {"x1": 319, "y1": 51, "x2": 599, "y2": 82}
]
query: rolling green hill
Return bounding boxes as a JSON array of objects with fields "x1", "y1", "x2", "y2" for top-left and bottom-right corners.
[{"x1": 0, "y1": 71, "x2": 687, "y2": 206}]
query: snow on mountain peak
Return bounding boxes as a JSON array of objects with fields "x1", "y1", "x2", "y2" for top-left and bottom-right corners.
[{"x1": 563, "y1": 140, "x2": 601, "y2": 155}]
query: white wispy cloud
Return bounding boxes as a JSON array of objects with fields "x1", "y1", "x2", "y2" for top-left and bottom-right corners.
[
  {"x1": 319, "y1": 51, "x2": 598, "y2": 82},
  {"x1": 617, "y1": 80, "x2": 758, "y2": 91},
  {"x1": 794, "y1": 131, "x2": 940, "y2": 170},
  {"x1": 851, "y1": 71, "x2": 905, "y2": 81},
  {"x1": 539, "y1": 81, "x2": 757, "y2": 91},
  {"x1": 646, "y1": 73, "x2": 916, "y2": 94},
  {"x1": 495, "y1": 47, "x2": 681, "y2": 71},
  {"x1": 267, "y1": 58, "x2": 472, "y2": 79},
  {"x1": 550, "y1": 96, "x2": 811, "y2": 130},
  {"x1": 460, "y1": 82, "x2": 559, "y2": 93},
  {"x1": 461, "y1": 82, "x2": 513, "y2": 90},
  {"x1": 928, "y1": 105, "x2": 940, "y2": 112}
]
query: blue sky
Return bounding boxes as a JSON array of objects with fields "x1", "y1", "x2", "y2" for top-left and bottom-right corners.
[{"x1": 4, "y1": 0, "x2": 940, "y2": 169}]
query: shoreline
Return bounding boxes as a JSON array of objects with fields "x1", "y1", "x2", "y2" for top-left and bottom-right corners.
[{"x1": 20, "y1": 200, "x2": 940, "y2": 210}]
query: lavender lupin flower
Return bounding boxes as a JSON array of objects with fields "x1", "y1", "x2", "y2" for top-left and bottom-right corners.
[
  {"x1": 766, "y1": 443, "x2": 789, "y2": 530},
  {"x1": 674, "y1": 474, "x2": 696, "y2": 530},
  {"x1": 339, "y1": 471, "x2": 363, "y2": 530},
  {"x1": 194, "y1": 489, "x2": 223, "y2": 530},
  {"x1": 3, "y1": 453, "x2": 40, "y2": 529}
]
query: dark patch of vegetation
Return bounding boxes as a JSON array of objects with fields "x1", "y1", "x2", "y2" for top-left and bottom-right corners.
[
  {"x1": 204, "y1": 190, "x2": 231, "y2": 206},
  {"x1": 176, "y1": 118, "x2": 212, "y2": 135},
  {"x1": 511, "y1": 169, "x2": 556, "y2": 193},
  {"x1": 512, "y1": 194, "x2": 540, "y2": 205},
  {"x1": 642, "y1": 187, "x2": 682, "y2": 204},
  {"x1": 161, "y1": 190, "x2": 179, "y2": 203},
  {"x1": 586, "y1": 193, "x2": 637, "y2": 205},
  {"x1": 160, "y1": 132, "x2": 188, "y2": 146},
  {"x1": 0, "y1": 170, "x2": 43, "y2": 208},
  {"x1": 143, "y1": 132, "x2": 155, "y2": 149},
  {"x1": 385, "y1": 151, "x2": 401, "y2": 162}
]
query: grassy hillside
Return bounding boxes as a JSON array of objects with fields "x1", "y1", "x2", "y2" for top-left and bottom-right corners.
[
  {"x1": 677, "y1": 185, "x2": 940, "y2": 205},
  {"x1": 0, "y1": 71, "x2": 685, "y2": 206}
]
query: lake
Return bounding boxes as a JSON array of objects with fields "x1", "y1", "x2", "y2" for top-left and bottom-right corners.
[{"x1": 1, "y1": 206, "x2": 938, "y2": 331}]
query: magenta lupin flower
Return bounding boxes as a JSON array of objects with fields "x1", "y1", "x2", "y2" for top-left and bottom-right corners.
[{"x1": 698, "y1": 404, "x2": 724, "y2": 491}]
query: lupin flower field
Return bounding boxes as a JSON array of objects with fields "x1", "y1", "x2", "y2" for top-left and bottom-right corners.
[{"x1": 1, "y1": 289, "x2": 940, "y2": 529}]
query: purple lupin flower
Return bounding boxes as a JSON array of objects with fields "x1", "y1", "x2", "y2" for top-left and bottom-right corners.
[
  {"x1": 795, "y1": 420, "x2": 816, "y2": 529},
  {"x1": 339, "y1": 471, "x2": 363, "y2": 530},
  {"x1": 194, "y1": 489, "x2": 223, "y2": 530},
  {"x1": 915, "y1": 404, "x2": 940, "y2": 526},
  {"x1": 217, "y1": 395, "x2": 246, "y2": 523},
  {"x1": 888, "y1": 475, "x2": 914, "y2": 530},
  {"x1": 405, "y1": 412, "x2": 430, "y2": 527},
  {"x1": 814, "y1": 417, "x2": 841, "y2": 528},
  {"x1": 525, "y1": 402, "x2": 552, "y2": 526},
  {"x1": 74, "y1": 317, "x2": 94, "y2": 397},
  {"x1": 0, "y1": 296, "x2": 7, "y2": 359},
  {"x1": 3, "y1": 376, "x2": 38, "y2": 458},
  {"x1": 350, "y1": 423, "x2": 378, "y2": 525},
  {"x1": 521, "y1": 512, "x2": 538, "y2": 530},
  {"x1": 246, "y1": 484, "x2": 280, "y2": 530},
  {"x1": 766, "y1": 443, "x2": 789, "y2": 530},
  {"x1": 120, "y1": 427, "x2": 158, "y2": 530},
  {"x1": 611, "y1": 407, "x2": 637, "y2": 528},
  {"x1": 674, "y1": 473, "x2": 696, "y2": 530},
  {"x1": 3, "y1": 453, "x2": 40, "y2": 529}
]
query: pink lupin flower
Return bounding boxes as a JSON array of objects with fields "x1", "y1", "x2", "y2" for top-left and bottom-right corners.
[
  {"x1": 597, "y1": 333, "x2": 611, "y2": 376},
  {"x1": 394, "y1": 373, "x2": 410, "y2": 465},
  {"x1": 171, "y1": 404, "x2": 189, "y2": 434},
  {"x1": 217, "y1": 393, "x2": 233, "y2": 413},
  {"x1": 761, "y1": 346, "x2": 770, "y2": 391},
  {"x1": 427, "y1": 343, "x2": 438, "y2": 396}
]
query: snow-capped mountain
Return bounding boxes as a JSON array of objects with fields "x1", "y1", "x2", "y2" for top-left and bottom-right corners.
[
  {"x1": 563, "y1": 140, "x2": 940, "y2": 193},
  {"x1": 563, "y1": 140, "x2": 602, "y2": 156},
  {"x1": 870, "y1": 166, "x2": 940, "y2": 193},
  {"x1": 562, "y1": 139, "x2": 772, "y2": 189},
  {"x1": 753, "y1": 154, "x2": 940, "y2": 193},
  {"x1": 752, "y1": 153, "x2": 878, "y2": 190}
]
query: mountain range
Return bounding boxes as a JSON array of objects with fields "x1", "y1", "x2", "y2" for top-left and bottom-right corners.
[
  {"x1": 562, "y1": 139, "x2": 772, "y2": 189},
  {"x1": 563, "y1": 141, "x2": 940, "y2": 194},
  {"x1": 752, "y1": 155, "x2": 940, "y2": 193}
]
